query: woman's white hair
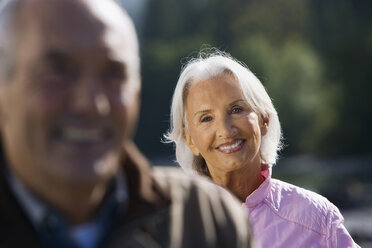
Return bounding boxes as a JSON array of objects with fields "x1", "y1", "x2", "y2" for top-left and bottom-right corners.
[{"x1": 165, "y1": 49, "x2": 283, "y2": 176}]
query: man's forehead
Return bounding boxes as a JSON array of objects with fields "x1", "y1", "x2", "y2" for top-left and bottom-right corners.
[
  {"x1": 18, "y1": 0, "x2": 128, "y2": 30},
  {"x1": 16, "y1": 0, "x2": 136, "y2": 55},
  {"x1": 7, "y1": 0, "x2": 140, "y2": 91}
]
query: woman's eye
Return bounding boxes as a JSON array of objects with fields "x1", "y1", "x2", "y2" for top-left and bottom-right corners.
[
  {"x1": 201, "y1": 116, "x2": 212, "y2": 123},
  {"x1": 231, "y1": 107, "x2": 243, "y2": 114}
]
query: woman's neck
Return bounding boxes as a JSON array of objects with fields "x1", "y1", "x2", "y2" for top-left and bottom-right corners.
[{"x1": 210, "y1": 164, "x2": 264, "y2": 202}]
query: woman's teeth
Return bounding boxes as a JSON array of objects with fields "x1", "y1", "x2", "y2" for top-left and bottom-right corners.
[{"x1": 218, "y1": 140, "x2": 243, "y2": 151}]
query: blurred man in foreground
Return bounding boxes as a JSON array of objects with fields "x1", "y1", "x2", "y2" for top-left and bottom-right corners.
[{"x1": 0, "y1": 0, "x2": 252, "y2": 247}]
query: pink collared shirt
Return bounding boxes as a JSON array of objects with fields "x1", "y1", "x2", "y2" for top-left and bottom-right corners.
[{"x1": 243, "y1": 167, "x2": 360, "y2": 248}]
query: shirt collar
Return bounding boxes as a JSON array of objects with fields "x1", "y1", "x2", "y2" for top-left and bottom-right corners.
[
  {"x1": 243, "y1": 164, "x2": 272, "y2": 208},
  {"x1": 6, "y1": 166, "x2": 129, "y2": 248},
  {"x1": 7, "y1": 169, "x2": 128, "y2": 225},
  {"x1": 6, "y1": 168, "x2": 46, "y2": 225}
]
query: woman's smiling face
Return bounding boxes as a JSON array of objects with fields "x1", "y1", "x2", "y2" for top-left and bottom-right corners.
[{"x1": 184, "y1": 73, "x2": 268, "y2": 177}]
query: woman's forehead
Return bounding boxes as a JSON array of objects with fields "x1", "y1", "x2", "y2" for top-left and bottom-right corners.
[{"x1": 186, "y1": 75, "x2": 246, "y2": 108}]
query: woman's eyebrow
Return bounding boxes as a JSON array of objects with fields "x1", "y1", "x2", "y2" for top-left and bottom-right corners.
[
  {"x1": 193, "y1": 100, "x2": 247, "y2": 118},
  {"x1": 193, "y1": 109, "x2": 211, "y2": 118},
  {"x1": 229, "y1": 99, "x2": 246, "y2": 106}
]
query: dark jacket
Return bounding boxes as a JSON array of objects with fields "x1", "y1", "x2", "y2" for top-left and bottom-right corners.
[{"x1": 0, "y1": 141, "x2": 252, "y2": 248}]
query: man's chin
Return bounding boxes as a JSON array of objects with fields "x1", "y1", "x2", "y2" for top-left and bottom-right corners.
[{"x1": 47, "y1": 156, "x2": 120, "y2": 184}]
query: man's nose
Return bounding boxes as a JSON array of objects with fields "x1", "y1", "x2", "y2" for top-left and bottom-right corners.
[
  {"x1": 216, "y1": 115, "x2": 236, "y2": 138},
  {"x1": 70, "y1": 74, "x2": 111, "y2": 116}
]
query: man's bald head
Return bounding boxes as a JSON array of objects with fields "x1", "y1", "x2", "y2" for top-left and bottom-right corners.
[{"x1": 0, "y1": 0, "x2": 140, "y2": 92}]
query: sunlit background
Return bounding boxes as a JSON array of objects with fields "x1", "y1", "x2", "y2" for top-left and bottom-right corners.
[{"x1": 119, "y1": 0, "x2": 372, "y2": 245}]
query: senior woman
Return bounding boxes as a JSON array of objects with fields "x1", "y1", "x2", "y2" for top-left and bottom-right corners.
[{"x1": 165, "y1": 51, "x2": 359, "y2": 247}]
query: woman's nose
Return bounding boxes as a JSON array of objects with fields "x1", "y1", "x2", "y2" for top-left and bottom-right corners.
[{"x1": 216, "y1": 116, "x2": 236, "y2": 138}]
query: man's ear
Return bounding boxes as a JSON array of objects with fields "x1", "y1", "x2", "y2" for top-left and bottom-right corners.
[
  {"x1": 124, "y1": 91, "x2": 141, "y2": 139},
  {"x1": 260, "y1": 115, "x2": 269, "y2": 136},
  {"x1": 0, "y1": 83, "x2": 6, "y2": 126},
  {"x1": 183, "y1": 129, "x2": 200, "y2": 156}
]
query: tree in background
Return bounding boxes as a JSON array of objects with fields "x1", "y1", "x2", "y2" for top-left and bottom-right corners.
[{"x1": 132, "y1": 0, "x2": 372, "y2": 160}]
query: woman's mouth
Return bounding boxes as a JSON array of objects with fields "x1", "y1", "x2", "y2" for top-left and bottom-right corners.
[{"x1": 217, "y1": 139, "x2": 245, "y2": 154}]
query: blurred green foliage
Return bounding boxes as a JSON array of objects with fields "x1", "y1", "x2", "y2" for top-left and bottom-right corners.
[{"x1": 133, "y1": 0, "x2": 372, "y2": 160}]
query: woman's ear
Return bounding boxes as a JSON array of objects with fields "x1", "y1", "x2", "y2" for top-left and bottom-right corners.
[
  {"x1": 183, "y1": 129, "x2": 200, "y2": 156},
  {"x1": 260, "y1": 116, "x2": 269, "y2": 136}
]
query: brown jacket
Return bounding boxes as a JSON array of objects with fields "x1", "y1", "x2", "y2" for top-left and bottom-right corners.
[{"x1": 0, "y1": 141, "x2": 252, "y2": 248}]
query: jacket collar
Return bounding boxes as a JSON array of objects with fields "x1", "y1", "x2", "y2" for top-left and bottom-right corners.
[{"x1": 120, "y1": 140, "x2": 170, "y2": 223}]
